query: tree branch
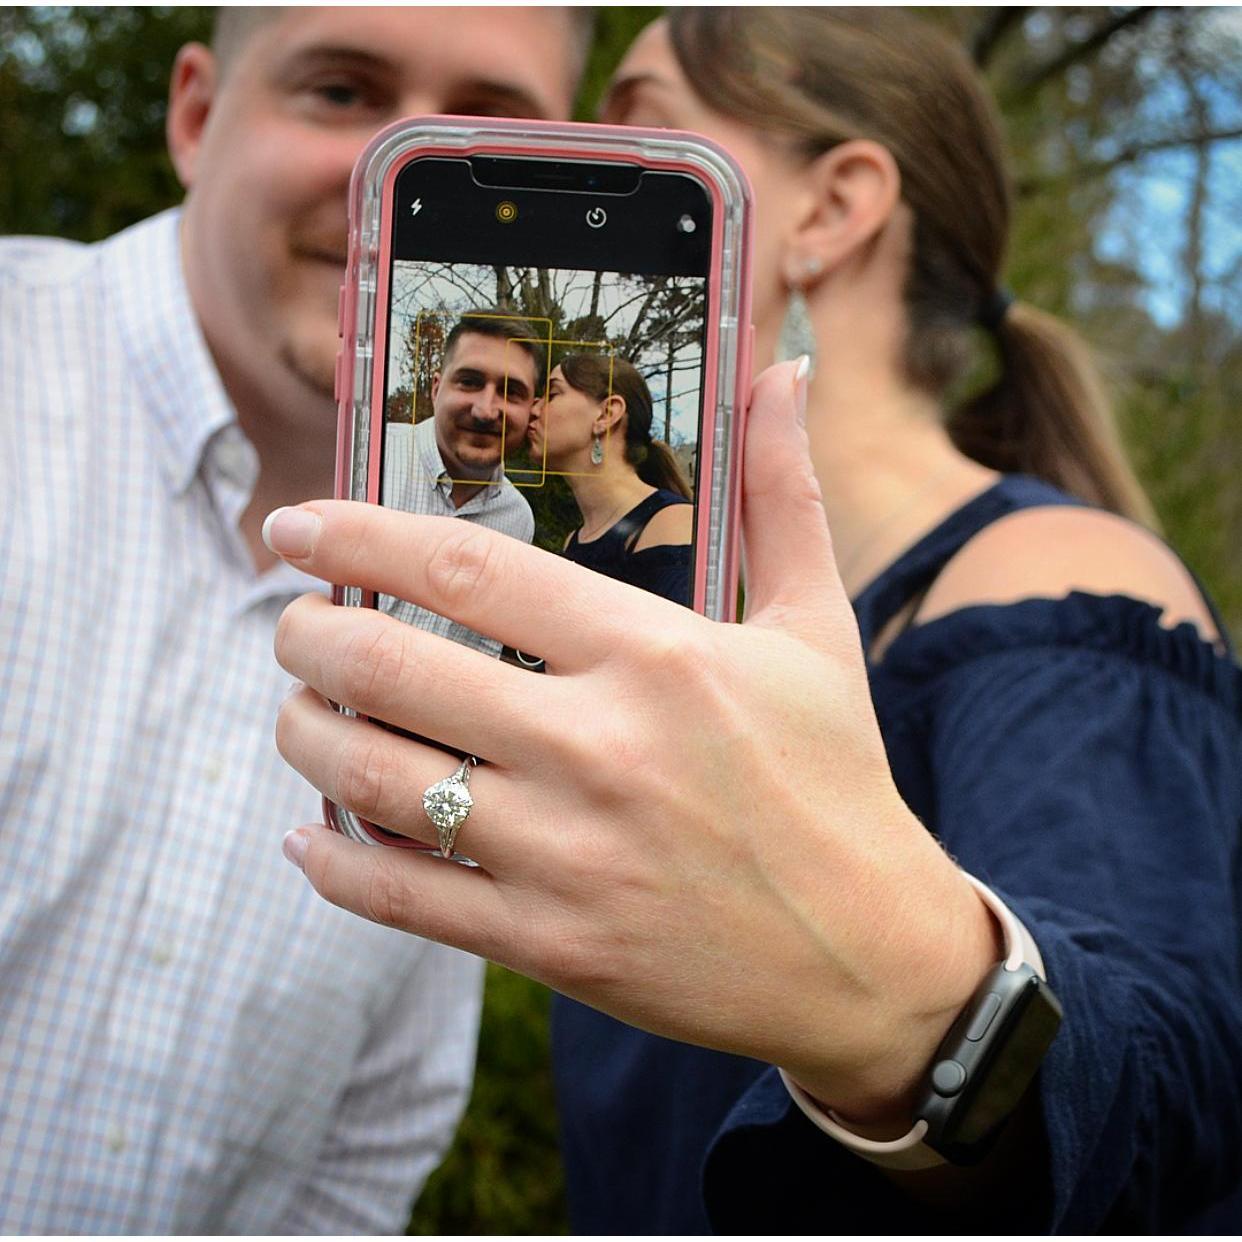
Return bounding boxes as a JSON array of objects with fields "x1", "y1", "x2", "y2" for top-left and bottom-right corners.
[
  {"x1": 1015, "y1": 125, "x2": 1242, "y2": 196},
  {"x1": 1013, "y1": 7, "x2": 1166, "y2": 96},
  {"x1": 970, "y1": 7, "x2": 1030, "y2": 69}
]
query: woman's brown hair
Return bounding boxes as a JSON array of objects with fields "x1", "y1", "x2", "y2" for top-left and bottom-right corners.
[
  {"x1": 559, "y1": 352, "x2": 692, "y2": 498},
  {"x1": 669, "y1": 7, "x2": 1155, "y2": 525}
]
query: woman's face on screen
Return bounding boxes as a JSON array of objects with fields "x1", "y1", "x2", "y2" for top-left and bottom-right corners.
[{"x1": 529, "y1": 366, "x2": 600, "y2": 467}]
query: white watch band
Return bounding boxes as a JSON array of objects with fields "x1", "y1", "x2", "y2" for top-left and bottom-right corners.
[{"x1": 779, "y1": 872, "x2": 1045, "y2": 1170}]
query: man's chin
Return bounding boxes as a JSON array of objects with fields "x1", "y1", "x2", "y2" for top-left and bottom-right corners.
[
  {"x1": 445, "y1": 449, "x2": 504, "y2": 481},
  {"x1": 458, "y1": 458, "x2": 503, "y2": 479},
  {"x1": 280, "y1": 335, "x2": 337, "y2": 401}
]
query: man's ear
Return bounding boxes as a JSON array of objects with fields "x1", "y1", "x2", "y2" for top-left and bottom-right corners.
[
  {"x1": 166, "y1": 43, "x2": 218, "y2": 191},
  {"x1": 780, "y1": 139, "x2": 901, "y2": 288}
]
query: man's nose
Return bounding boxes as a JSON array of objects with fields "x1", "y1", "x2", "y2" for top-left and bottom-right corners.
[{"x1": 473, "y1": 383, "x2": 504, "y2": 420}]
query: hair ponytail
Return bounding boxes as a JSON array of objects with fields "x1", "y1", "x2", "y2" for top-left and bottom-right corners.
[
  {"x1": 637, "y1": 440, "x2": 692, "y2": 499},
  {"x1": 670, "y1": 8, "x2": 1157, "y2": 527},
  {"x1": 950, "y1": 303, "x2": 1157, "y2": 527}
]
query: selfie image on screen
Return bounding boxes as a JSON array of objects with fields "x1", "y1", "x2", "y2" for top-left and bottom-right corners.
[{"x1": 381, "y1": 261, "x2": 707, "y2": 668}]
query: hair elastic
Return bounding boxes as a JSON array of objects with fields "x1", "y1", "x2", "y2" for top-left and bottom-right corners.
[{"x1": 978, "y1": 287, "x2": 1015, "y2": 331}]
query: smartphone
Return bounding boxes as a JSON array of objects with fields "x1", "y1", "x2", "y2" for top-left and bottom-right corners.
[{"x1": 329, "y1": 117, "x2": 752, "y2": 847}]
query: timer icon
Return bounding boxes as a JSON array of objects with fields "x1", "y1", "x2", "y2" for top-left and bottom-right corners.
[{"x1": 585, "y1": 206, "x2": 608, "y2": 229}]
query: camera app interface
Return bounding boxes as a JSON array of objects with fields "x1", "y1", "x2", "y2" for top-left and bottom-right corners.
[{"x1": 380, "y1": 157, "x2": 711, "y2": 670}]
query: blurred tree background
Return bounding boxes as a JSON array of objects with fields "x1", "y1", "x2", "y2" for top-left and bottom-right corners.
[{"x1": 3, "y1": 5, "x2": 1238, "y2": 1233}]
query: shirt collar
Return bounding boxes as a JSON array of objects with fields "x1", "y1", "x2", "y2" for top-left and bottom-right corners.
[{"x1": 104, "y1": 208, "x2": 235, "y2": 497}]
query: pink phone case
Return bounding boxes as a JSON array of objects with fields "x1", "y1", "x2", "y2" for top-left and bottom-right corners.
[{"x1": 330, "y1": 117, "x2": 753, "y2": 848}]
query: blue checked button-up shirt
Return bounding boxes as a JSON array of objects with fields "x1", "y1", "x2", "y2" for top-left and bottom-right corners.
[
  {"x1": 380, "y1": 418, "x2": 535, "y2": 656},
  {"x1": 0, "y1": 210, "x2": 484, "y2": 1233}
]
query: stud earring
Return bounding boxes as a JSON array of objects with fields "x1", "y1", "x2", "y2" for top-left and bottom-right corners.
[{"x1": 802, "y1": 256, "x2": 824, "y2": 282}]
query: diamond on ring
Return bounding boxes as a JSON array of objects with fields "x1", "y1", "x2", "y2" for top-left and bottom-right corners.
[{"x1": 423, "y1": 757, "x2": 476, "y2": 858}]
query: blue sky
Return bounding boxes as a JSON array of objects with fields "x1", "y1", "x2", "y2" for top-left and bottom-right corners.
[{"x1": 1094, "y1": 9, "x2": 1242, "y2": 328}]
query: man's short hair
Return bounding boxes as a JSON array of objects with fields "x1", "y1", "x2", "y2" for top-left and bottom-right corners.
[
  {"x1": 212, "y1": 7, "x2": 597, "y2": 84},
  {"x1": 443, "y1": 311, "x2": 546, "y2": 391},
  {"x1": 211, "y1": 7, "x2": 280, "y2": 73}
]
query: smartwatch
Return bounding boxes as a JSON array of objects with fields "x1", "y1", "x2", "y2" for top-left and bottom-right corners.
[{"x1": 781, "y1": 873, "x2": 1063, "y2": 1170}]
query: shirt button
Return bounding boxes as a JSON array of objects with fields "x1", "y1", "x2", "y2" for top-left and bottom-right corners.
[
  {"x1": 150, "y1": 943, "x2": 174, "y2": 967},
  {"x1": 105, "y1": 1125, "x2": 126, "y2": 1154},
  {"x1": 203, "y1": 758, "x2": 224, "y2": 783}
]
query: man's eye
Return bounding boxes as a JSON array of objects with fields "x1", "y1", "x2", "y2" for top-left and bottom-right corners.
[{"x1": 315, "y1": 81, "x2": 361, "y2": 107}]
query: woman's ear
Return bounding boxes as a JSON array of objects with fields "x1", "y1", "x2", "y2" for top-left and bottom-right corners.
[
  {"x1": 780, "y1": 139, "x2": 901, "y2": 288},
  {"x1": 166, "y1": 43, "x2": 218, "y2": 190},
  {"x1": 594, "y1": 394, "x2": 627, "y2": 435}
]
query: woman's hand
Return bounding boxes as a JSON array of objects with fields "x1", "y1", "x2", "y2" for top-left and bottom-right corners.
[{"x1": 268, "y1": 361, "x2": 997, "y2": 1126}]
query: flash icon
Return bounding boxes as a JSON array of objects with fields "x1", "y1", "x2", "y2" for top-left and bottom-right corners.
[{"x1": 410, "y1": 198, "x2": 423, "y2": 217}]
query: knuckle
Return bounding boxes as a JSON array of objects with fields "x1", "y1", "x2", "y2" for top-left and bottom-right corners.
[
  {"x1": 530, "y1": 931, "x2": 594, "y2": 988},
  {"x1": 634, "y1": 620, "x2": 719, "y2": 699},
  {"x1": 335, "y1": 731, "x2": 392, "y2": 821},
  {"x1": 581, "y1": 724, "x2": 647, "y2": 798},
  {"x1": 339, "y1": 621, "x2": 409, "y2": 708},
  {"x1": 362, "y1": 856, "x2": 415, "y2": 929},
  {"x1": 638, "y1": 620, "x2": 694, "y2": 671},
  {"x1": 422, "y1": 525, "x2": 502, "y2": 613},
  {"x1": 335, "y1": 508, "x2": 375, "y2": 580},
  {"x1": 539, "y1": 916, "x2": 628, "y2": 994}
]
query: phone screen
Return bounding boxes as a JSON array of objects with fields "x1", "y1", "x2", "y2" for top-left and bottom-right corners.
[{"x1": 378, "y1": 155, "x2": 714, "y2": 667}]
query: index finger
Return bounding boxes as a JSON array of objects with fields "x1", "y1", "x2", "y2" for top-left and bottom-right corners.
[{"x1": 263, "y1": 501, "x2": 689, "y2": 669}]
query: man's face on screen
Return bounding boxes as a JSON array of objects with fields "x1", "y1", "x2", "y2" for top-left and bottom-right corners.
[{"x1": 430, "y1": 332, "x2": 539, "y2": 481}]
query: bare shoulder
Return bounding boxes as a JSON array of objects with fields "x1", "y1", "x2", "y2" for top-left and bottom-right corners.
[
  {"x1": 917, "y1": 505, "x2": 1221, "y2": 643},
  {"x1": 632, "y1": 502, "x2": 693, "y2": 552}
]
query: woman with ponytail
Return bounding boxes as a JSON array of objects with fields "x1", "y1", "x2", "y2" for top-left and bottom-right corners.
[
  {"x1": 529, "y1": 352, "x2": 694, "y2": 604},
  {"x1": 269, "y1": 8, "x2": 1242, "y2": 1234},
  {"x1": 542, "y1": 8, "x2": 1238, "y2": 1231}
]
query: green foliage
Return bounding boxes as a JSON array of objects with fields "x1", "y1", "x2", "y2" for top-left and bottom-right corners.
[
  {"x1": 574, "y1": 7, "x2": 663, "y2": 121},
  {"x1": 1119, "y1": 357, "x2": 1242, "y2": 630},
  {"x1": 0, "y1": 7, "x2": 211, "y2": 240},
  {"x1": 406, "y1": 966, "x2": 568, "y2": 1235}
]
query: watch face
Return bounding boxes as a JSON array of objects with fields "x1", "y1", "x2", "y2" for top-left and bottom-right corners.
[
  {"x1": 920, "y1": 966, "x2": 1063, "y2": 1162},
  {"x1": 956, "y1": 982, "x2": 1062, "y2": 1147}
]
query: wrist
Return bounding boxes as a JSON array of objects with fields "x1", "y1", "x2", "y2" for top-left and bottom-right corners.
[
  {"x1": 781, "y1": 872, "x2": 1059, "y2": 1170},
  {"x1": 783, "y1": 861, "x2": 1002, "y2": 1128}
]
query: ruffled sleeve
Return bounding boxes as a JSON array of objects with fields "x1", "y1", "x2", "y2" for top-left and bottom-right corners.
[{"x1": 703, "y1": 593, "x2": 1242, "y2": 1232}]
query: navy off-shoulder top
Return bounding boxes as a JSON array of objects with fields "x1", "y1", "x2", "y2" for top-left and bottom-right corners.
[
  {"x1": 551, "y1": 475, "x2": 1242, "y2": 1233},
  {"x1": 562, "y1": 488, "x2": 692, "y2": 605}
]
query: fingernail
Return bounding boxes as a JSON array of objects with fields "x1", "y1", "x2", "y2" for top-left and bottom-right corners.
[
  {"x1": 283, "y1": 828, "x2": 310, "y2": 871},
  {"x1": 793, "y1": 355, "x2": 810, "y2": 427},
  {"x1": 262, "y1": 507, "x2": 322, "y2": 558}
]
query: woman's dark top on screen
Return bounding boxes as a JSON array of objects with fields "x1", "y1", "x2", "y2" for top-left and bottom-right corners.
[
  {"x1": 551, "y1": 474, "x2": 1242, "y2": 1233},
  {"x1": 561, "y1": 488, "x2": 692, "y2": 606}
]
